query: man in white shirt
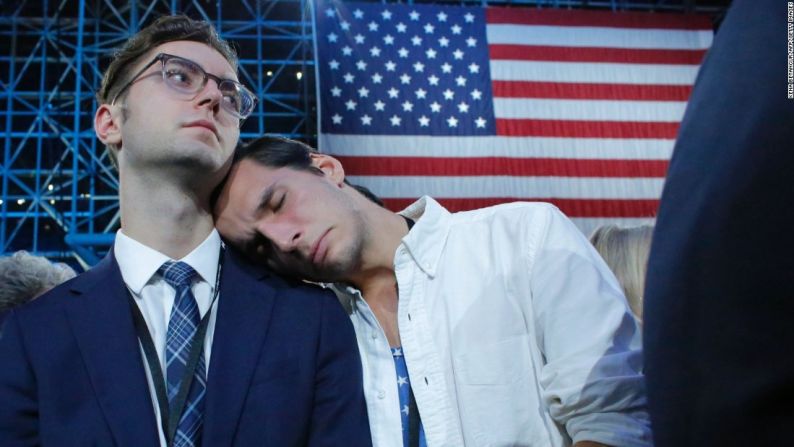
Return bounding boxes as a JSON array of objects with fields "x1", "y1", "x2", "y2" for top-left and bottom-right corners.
[
  {"x1": 0, "y1": 17, "x2": 370, "y2": 446},
  {"x1": 214, "y1": 135, "x2": 652, "y2": 447}
]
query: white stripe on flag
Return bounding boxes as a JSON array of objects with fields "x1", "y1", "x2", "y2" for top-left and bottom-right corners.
[
  {"x1": 486, "y1": 24, "x2": 713, "y2": 50},
  {"x1": 319, "y1": 134, "x2": 674, "y2": 159},
  {"x1": 489, "y1": 60, "x2": 701, "y2": 85},
  {"x1": 493, "y1": 97, "x2": 688, "y2": 122},
  {"x1": 346, "y1": 175, "x2": 664, "y2": 199}
]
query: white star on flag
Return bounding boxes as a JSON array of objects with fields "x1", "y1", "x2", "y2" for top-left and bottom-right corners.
[
  {"x1": 361, "y1": 114, "x2": 372, "y2": 125},
  {"x1": 390, "y1": 114, "x2": 402, "y2": 126},
  {"x1": 447, "y1": 116, "x2": 458, "y2": 127}
]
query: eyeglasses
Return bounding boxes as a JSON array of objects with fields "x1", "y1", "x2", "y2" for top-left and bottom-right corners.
[{"x1": 110, "y1": 53, "x2": 257, "y2": 121}]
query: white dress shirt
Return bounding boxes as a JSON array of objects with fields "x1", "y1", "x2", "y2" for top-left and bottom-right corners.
[
  {"x1": 114, "y1": 229, "x2": 222, "y2": 447},
  {"x1": 334, "y1": 197, "x2": 652, "y2": 447}
]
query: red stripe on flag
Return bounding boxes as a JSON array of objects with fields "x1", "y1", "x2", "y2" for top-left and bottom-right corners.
[
  {"x1": 496, "y1": 119, "x2": 680, "y2": 139},
  {"x1": 382, "y1": 197, "x2": 660, "y2": 217},
  {"x1": 486, "y1": 7, "x2": 713, "y2": 30},
  {"x1": 488, "y1": 44, "x2": 706, "y2": 65},
  {"x1": 492, "y1": 80, "x2": 693, "y2": 101},
  {"x1": 336, "y1": 156, "x2": 668, "y2": 178}
]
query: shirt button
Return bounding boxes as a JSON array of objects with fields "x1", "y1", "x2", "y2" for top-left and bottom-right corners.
[
  {"x1": 371, "y1": 332, "x2": 378, "y2": 339},
  {"x1": 377, "y1": 390, "x2": 385, "y2": 399}
]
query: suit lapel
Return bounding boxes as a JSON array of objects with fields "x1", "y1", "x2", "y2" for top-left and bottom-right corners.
[
  {"x1": 66, "y1": 251, "x2": 161, "y2": 446},
  {"x1": 202, "y1": 249, "x2": 277, "y2": 446}
]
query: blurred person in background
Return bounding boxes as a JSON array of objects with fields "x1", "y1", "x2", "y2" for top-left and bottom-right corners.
[
  {"x1": 0, "y1": 251, "x2": 76, "y2": 326},
  {"x1": 589, "y1": 224, "x2": 654, "y2": 322},
  {"x1": 643, "y1": 0, "x2": 794, "y2": 444}
]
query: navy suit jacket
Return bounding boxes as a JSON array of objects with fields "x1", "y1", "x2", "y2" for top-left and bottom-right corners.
[
  {"x1": 644, "y1": 0, "x2": 794, "y2": 445},
  {"x1": 0, "y1": 247, "x2": 372, "y2": 446}
]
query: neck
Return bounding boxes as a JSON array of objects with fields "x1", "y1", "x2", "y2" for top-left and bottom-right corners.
[
  {"x1": 345, "y1": 204, "x2": 412, "y2": 347},
  {"x1": 118, "y1": 168, "x2": 215, "y2": 259}
]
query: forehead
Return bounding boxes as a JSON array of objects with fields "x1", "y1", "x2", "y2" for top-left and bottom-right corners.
[{"x1": 139, "y1": 40, "x2": 237, "y2": 80}]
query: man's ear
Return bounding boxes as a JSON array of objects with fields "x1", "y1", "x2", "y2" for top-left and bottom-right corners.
[
  {"x1": 94, "y1": 104, "x2": 122, "y2": 146},
  {"x1": 310, "y1": 153, "x2": 346, "y2": 186}
]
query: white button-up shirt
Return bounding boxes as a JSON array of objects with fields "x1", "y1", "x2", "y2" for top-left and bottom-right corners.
[
  {"x1": 114, "y1": 229, "x2": 222, "y2": 447},
  {"x1": 334, "y1": 197, "x2": 652, "y2": 447}
]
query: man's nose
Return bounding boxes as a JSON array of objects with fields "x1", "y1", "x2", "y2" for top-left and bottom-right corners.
[{"x1": 258, "y1": 221, "x2": 302, "y2": 254}]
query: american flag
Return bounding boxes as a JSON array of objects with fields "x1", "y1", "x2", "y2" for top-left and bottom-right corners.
[{"x1": 313, "y1": 1, "x2": 712, "y2": 234}]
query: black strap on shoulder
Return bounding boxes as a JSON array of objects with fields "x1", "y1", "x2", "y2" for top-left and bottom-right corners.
[{"x1": 408, "y1": 385, "x2": 421, "y2": 447}]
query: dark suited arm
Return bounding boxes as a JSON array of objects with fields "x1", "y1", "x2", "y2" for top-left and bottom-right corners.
[
  {"x1": 307, "y1": 294, "x2": 372, "y2": 447},
  {"x1": 0, "y1": 312, "x2": 40, "y2": 446}
]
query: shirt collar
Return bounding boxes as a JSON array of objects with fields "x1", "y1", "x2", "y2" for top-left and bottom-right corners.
[
  {"x1": 114, "y1": 229, "x2": 222, "y2": 294},
  {"x1": 397, "y1": 196, "x2": 452, "y2": 278}
]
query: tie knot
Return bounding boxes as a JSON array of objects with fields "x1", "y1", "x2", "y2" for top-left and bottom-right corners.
[{"x1": 159, "y1": 261, "x2": 197, "y2": 289}]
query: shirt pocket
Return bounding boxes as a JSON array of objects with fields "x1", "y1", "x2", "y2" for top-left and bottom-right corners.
[
  {"x1": 453, "y1": 335, "x2": 553, "y2": 446},
  {"x1": 454, "y1": 335, "x2": 532, "y2": 385}
]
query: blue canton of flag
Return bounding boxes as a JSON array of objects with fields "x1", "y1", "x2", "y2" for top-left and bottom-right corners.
[{"x1": 315, "y1": 1, "x2": 496, "y2": 136}]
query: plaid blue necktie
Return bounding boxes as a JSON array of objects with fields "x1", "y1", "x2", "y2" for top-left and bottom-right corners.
[{"x1": 160, "y1": 261, "x2": 207, "y2": 447}]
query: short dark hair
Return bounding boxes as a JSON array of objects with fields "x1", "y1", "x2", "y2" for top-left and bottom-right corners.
[
  {"x1": 235, "y1": 135, "x2": 323, "y2": 175},
  {"x1": 97, "y1": 15, "x2": 237, "y2": 105},
  {"x1": 232, "y1": 135, "x2": 385, "y2": 207}
]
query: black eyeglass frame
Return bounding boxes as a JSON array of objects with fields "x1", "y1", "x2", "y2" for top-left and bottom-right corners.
[{"x1": 109, "y1": 52, "x2": 257, "y2": 121}]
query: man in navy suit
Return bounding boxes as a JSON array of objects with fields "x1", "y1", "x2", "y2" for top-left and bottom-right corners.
[
  {"x1": 0, "y1": 15, "x2": 371, "y2": 446},
  {"x1": 643, "y1": 0, "x2": 794, "y2": 445}
]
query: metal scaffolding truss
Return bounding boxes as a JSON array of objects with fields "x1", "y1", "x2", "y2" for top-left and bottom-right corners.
[
  {"x1": 0, "y1": 0, "x2": 729, "y2": 269},
  {"x1": 0, "y1": 0, "x2": 316, "y2": 268}
]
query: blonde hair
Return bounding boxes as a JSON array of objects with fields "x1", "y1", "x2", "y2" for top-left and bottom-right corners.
[{"x1": 589, "y1": 224, "x2": 654, "y2": 321}]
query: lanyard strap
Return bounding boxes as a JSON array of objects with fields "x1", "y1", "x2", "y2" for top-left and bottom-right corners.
[
  {"x1": 407, "y1": 385, "x2": 421, "y2": 447},
  {"x1": 126, "y1": 250, "x2": 223, "y2": 447},
  {"x1": 128, "y1": 299, "x2": 212, "y2": 446}
]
